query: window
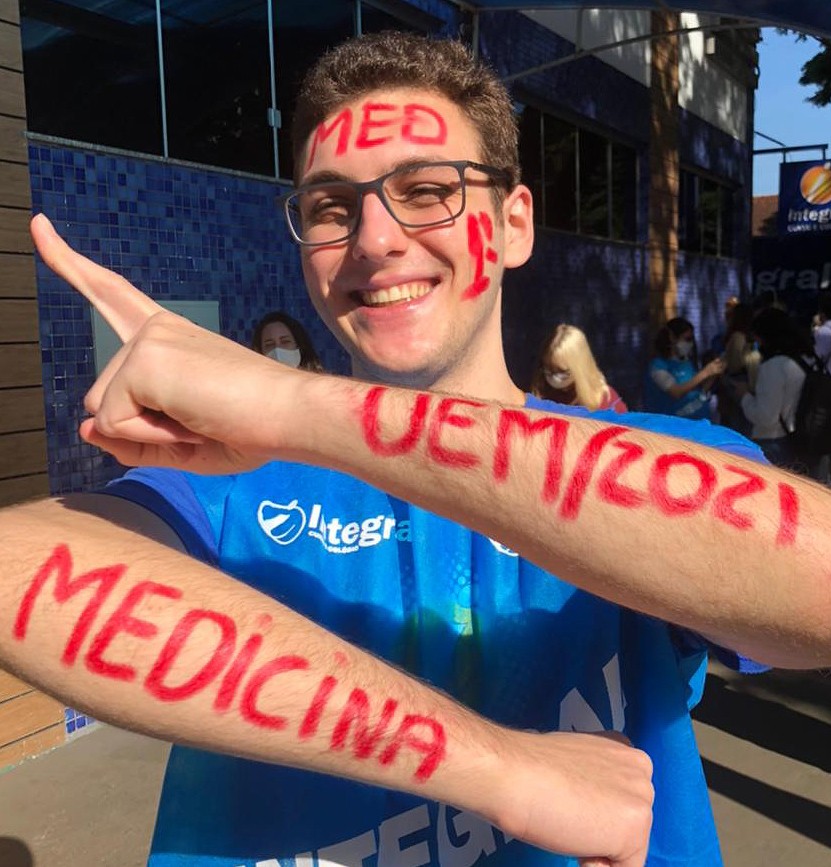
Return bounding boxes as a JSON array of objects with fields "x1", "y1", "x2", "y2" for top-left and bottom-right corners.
[
  {"x1": 359, "y1": 0, "x2": 433, "y2": 35},
  {"x1": 20, "y1": 0, "x2": 451, "y2": 178},
  {"x1": 518, "y1": 105, "x2": 637, "y2": 242},
  {"x1": 273, "y1": 2, "x2": 355, "y2": 180},
  {"x1": 163, "y1": 1, "x2": 272, "y2": 175},
  {"x1": 678, "y1": 169, "x2": 736, "y2": 257},
  {"x1": 21, "y1": 0, "x2": 163, "y2": 155}
]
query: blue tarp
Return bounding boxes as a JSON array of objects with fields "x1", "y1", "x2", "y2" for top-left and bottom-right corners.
[{"x1": 466, "y1": 2, "x2": 830, "y2": 37}]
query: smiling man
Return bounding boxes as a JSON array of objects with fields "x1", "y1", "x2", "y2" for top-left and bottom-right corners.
[{"x1": 2, "y1": 32, "x2": 831, "y2": 867}]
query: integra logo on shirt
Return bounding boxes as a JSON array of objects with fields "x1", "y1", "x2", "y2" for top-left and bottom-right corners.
[{"x1": 257, "y1": 499, "x2": 411, "y2": 554}]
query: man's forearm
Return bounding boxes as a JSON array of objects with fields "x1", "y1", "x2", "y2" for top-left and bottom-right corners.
[
  {"x1": 0, "y1": 497, "x2": 655, "y2": 863},
  {"x1": 290, "y1": 376, "x2": 831, "y2": 669},
  {"x1": 0, "y1": 498, "x2": 492, "y2": 805}
]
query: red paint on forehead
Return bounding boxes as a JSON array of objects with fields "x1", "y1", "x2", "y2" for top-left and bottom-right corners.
[{"x1": 305, "y1": 101, "x2": 450, "y2": 172}]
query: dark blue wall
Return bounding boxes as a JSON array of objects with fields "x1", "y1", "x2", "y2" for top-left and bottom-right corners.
[{"x1": 30, "y1": 141, "x2": 349, "y2": 494}]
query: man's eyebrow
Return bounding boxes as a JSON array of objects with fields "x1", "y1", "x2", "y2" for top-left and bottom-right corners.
[{"x1": 299, "y1": 169, "x2": 352, "y2": 187}]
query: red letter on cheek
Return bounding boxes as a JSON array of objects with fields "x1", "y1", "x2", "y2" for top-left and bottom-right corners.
[
  {"x1": 85, "y1": 581, "x2": 182, "y2": 682},
  {"x1": 648, "y1": 453, "x2": 717, "y2": 516},
  {"x1": 401, "y1": 104, "x2": 448, "y2": 145},
  {"x1": 240, "y1": 655, "x2": 309, "y2": 730},
  {"x1": 13, "y1": 545, "x2": 125, "y2": 666},
  {"x1": 378, "y1": 715, "x2": 446, "y2": 782},
  {"x1": 145, "y1": 609, "x2": 237, "y2": 701},
  {"x1": 427, "y1": 398, "x2": 484, "y2": 469},
  {"x1": 362, "y1": 387, "x2": 430, "y2": 456},
  {"x1": 355, "y1": 102, "x2": 396, "y2": 149},
  {"x1": 305, "y1": 108, "x2": 353, "y2": 170}
]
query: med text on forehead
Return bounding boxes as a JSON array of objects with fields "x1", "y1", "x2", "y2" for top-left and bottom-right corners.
[{"x1": 305, "y1": 101, "x2": 449, "y2": 172}]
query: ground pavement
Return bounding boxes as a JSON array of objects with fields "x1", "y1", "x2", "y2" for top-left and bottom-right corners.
[{"x1": 0, "y1": 662, "x2": 828, "y2": 866}]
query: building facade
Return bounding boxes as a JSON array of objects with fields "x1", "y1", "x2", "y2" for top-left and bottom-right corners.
[{"x1": 1, "y1": 0, "x2": 758, "y2": 763}]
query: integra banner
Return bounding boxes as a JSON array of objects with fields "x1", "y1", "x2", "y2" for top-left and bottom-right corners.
[
  {"x1": 753, "y1": 234, "x2": 831, "y2": 322},
  {"x1": 778, "y1": 160, "x2": 831, "y2": 236}
]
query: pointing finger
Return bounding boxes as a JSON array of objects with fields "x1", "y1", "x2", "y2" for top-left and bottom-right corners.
[{"x1": 31, "y1": 213, "x2": 162, "y2": 343}]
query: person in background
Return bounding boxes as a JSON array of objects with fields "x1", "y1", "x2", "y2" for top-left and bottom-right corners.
[
  {"x1": 530, "y1": 323, "x2": 627, "y2": 412},
  {"x1": 717, "y1": 303, "x2": 761, "y2": 434},
  {"x1": 645, "y1": 317, "x2": 726, "y2": 420},
  {"x1": 812, "y1": 293, "x2": 831, "y2": 374},
  {"x1": 251, "y1": 310, "x2": 324, "y2": 371},
  {"x1": 709, "y1": 295, "x2": 739, "y2": 356},
  {"x1": 736, "y1": 307, "x2": 807, "y2": 469}
]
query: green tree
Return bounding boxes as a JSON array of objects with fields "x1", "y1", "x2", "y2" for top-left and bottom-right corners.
[
  {"x1": 777, "y1": 32, "x2": 831, "y2": 107},
  {"x1": 799, "y1": 38, "x2": 831, "y2": 107}
]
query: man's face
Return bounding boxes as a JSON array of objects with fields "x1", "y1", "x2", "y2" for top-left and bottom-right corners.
[{"x1": 295, "y1": 88, "x2": 532, "y2": 388}]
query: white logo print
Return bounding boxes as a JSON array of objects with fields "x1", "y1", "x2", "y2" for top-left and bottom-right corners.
[
  {"x1": 257, "y1": 499, "x2": 307, "y2": 545},
  {"x1": 257, "y1": 499, "x2": 411, "y2": 554},
  {"x1": 487, "y1": 537, "x2": 518, "y2": 557}
]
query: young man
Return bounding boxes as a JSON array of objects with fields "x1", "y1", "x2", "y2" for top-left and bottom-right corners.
[{"x1": 2, "y1": 32, "x2": 830, "y2": 867}]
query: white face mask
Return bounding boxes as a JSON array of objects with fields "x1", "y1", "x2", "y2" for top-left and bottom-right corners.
[
  {"x1": 674, "y1": 339, "x2": 693, "y2": 360},
  {"x1": 545, "y1": 370, "x2": 574, "y2": 389},
  {"x1": 267, "y1": 346, "x2": 302, "y2": 368}
]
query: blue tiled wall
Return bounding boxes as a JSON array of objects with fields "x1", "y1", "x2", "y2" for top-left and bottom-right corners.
[{"x1": 30, "y1": 140, "x2": 350, "y2": 495}]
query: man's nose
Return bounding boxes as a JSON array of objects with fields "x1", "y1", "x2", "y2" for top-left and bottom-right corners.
[{"x1": 350, "y1": 191, "x2": 408, "y2": 260}]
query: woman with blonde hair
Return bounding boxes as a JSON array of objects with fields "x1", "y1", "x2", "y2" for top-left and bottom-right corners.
[{"x1": 530, "y1": 323, "x2": 627, "y2": 412}]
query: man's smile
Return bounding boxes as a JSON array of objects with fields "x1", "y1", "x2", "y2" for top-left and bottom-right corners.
[{"x1": 357, "y1": 281, "x2": 436, "y2": 307}]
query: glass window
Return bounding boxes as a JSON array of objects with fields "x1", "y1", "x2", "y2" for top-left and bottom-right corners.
[
  {"x1": 699, "y1": 177, "x2": 720, "y2": 256},
  {"x1": 517, "y1": 104, "x2": 543, "y2": 218},
  {"x1": 678, "y1": 170, "x2": 699, "y2": 253},
  {"x1": 611, "y1": 142, "x2": 637, "y2": 242},
  {"x1": 360, "y1": 0, "x2": 432, "y2": 35},
  {"x1": 679, "y1": 168, "x2": 735, "y2": 257},
  {"x1": 162, "y1": 1, "x2": 272, "y2": 176},
  {"x1": 543, "y1": 115, "x2": 577, "y2": 233},
  {"x1": 21, "y1": 0, "x2": 163, "y2": 154},
  {"x1": 273, "y1": 1, "x2": 355, "y2": 180},
  {"x1": 518, "y1": 104, "x2": 636, "y2": 241},
  {"x1": 578, "y1": 128, "x2": 608, "y2": 238}
]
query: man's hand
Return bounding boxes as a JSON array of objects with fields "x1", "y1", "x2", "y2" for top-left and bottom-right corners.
[
  {"x1": 32, "y1": 214, "x2": 304, "y2": 474},
  {"x1": 480, "y1": 729, "x2": 653, "y2": 867}
]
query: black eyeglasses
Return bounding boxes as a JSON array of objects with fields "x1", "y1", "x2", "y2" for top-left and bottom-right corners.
[{"x1": 280, "y1": 160, "x2": 511, "y2": 247}]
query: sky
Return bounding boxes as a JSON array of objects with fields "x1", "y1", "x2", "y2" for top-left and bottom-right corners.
[{"x1": 753, "y1": 28, "x2": 831, "y2": 196}]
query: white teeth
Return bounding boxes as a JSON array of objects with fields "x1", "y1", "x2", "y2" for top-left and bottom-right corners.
[{"x1": 360, "y1": 283, "x2": 433, "y2": 307}]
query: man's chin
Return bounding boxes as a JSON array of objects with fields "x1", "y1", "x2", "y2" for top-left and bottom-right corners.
[{"x1": 351, "y1": 354, "x2": 442, "y2": 389}]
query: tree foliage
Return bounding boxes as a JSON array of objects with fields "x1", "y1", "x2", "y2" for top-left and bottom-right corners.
[
  {"x1": 776, "y1": 31, "x2": 831, "y2": 107},
  {"x1": 799, "y1": 38, "x2": 831, "y2": 107}
]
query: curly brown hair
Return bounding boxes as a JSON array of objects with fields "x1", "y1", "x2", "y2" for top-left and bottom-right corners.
[{"x1": 291, "y1": 31, "x2": 520, "y2": 193}]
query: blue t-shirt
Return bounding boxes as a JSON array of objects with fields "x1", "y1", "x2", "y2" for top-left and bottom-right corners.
[
  {"x1": 645, "y1": 358, "x2": 710, "y2": 420},
  {"x1": 105, "y1": 399, "x2": 765, "y2": 867}
]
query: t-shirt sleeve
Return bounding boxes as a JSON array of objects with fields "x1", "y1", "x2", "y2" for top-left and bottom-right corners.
[
  {"x1": 101, "y1": 467, "x2": 236, "y2": 567},
  {"x1": 649, "y1": 360, "x2": 677, "y2": 392}
]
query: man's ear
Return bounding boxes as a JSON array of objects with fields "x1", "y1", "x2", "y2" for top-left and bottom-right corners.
[{"x1": 501, "y1": 184, "x2": 534, "y2": 270}]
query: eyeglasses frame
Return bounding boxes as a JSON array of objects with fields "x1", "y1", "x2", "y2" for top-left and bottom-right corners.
[{"x1": 279, "y1": 159, "x2": 512, "y2": 247}]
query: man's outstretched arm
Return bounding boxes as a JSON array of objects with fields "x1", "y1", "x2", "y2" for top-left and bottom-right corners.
[
  {"x1": 30, "y1": 214, "x2": 831, "y2": 670},
  {"x1": 0, "y1": 494, "x2": 652, "y2": 867}
]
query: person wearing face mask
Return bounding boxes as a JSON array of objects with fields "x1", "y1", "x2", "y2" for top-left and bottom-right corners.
[
  {"x1": 644, "y1": 317, "x2": 726, "y2": 420},
  {"x1": 250, "y1": 310, "x2": 323, "y2": 372},
  {"x1": 530, "y1": 323, "x2": 627, "y2": 412}
]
